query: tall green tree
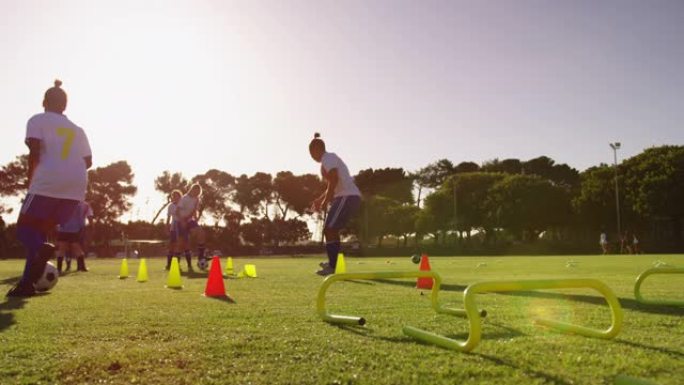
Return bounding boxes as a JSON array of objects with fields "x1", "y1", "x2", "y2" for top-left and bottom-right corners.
[
  {"x1": 0, "y1": 155, "x2": 28, "y2": 214},
  {"x1": 486, "y1": 174, "x2": 571, "y2": 241},
  {"x1": 191, "y1": 169, "x2": 236, "y2": 225},
  {"x1": 622, "y1": 145, "x2": 684, "y2": 244},
  {"x1": 273, "y1": 172, "x2": 324, "y2": 219}
]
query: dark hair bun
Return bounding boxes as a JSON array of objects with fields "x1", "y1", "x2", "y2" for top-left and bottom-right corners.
[
  {"x1": 54, "y1": 79, "x2": 63, "y2": 88},
  {"x1": 314, "y1": 132, "x2": 321, "y2": 139}
]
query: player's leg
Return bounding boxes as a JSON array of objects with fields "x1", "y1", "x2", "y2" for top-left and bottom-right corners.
[
  {"x1": 9, "y1": 195, "x2": 77, "y2": 296},
  {"x1": 178, "y1": 224, "x2": 192, "y2": 271},
  {"x1": 189, "y1": 222, "x2": 207, "y2": 268},
  {"x1": 56, "y1": 239, "x2": 68, "y2": 273},
  {"x1": 317, "y1": 196, "x2": 361, "y2": 276},
  {"x1": 72, "y1": 240, "x2": 87, "y2": 272},
  {"x1": 166, "y1": 224, "x2": 177, "y2": 270}
]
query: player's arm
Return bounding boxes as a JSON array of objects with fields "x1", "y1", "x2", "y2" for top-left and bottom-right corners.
[
  {"x1": 25, "y1": 138, "x2": 41, "y2": 186},
  {"x1": 313, "y1": 168, "x2": 338, "y2": 211}
]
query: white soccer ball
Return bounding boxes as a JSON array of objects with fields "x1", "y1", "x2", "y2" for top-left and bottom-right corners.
[
  {"x1": 35, "y1": 262, "x2": 59, "y2": 292},
  {"x1": 197, "y1": 258, "x2": 209, "y2": 271}
]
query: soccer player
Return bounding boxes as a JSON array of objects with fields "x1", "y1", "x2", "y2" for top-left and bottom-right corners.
[
  {"x1": 56, "y1": 200, "x2": 93, "y2": 272},
  {"x1": 7, "y1": 80, "x2": 92, "y2": 297},
  {"x1": 176, "y1": 184, "x2": 207, "y2": 271},
  {"x1": 599, "y1": 230, "x2": 609, "y2": 255},
  {"x1": 165, "y1": 190, "x2": 182, "y2": 270},
  {"x1": 309, "y1": 133, "x2": 362, "y2": 276}
]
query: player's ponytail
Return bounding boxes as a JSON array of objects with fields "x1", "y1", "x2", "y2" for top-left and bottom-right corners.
[
  {"x1": 309, "y1": 132, "x2": 325, "y2": 152},
  {"x1": 43, "y1": 78, "x2": 67, "y2": 112}
]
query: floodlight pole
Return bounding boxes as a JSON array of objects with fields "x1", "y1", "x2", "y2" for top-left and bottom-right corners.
[{"x1": 610, "y1": 142, "x2": 621, "y2": 239}]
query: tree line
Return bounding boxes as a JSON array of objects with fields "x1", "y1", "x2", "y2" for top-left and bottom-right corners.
[{"x1": 1, "y1": 145, "x2": 683, "y2": 255}]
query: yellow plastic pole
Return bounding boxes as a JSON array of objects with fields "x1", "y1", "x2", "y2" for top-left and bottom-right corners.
[
  {"x1": 634, "y1": 267, "x2": 684, "y2": 306},
  {"x1": 316, "y1": 271, "x2": 482, "y2": 343}
]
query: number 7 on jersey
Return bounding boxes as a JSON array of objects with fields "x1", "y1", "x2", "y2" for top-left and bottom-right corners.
[{"x1": 56, "y1": 127, "x2": 75, "y2": 160}]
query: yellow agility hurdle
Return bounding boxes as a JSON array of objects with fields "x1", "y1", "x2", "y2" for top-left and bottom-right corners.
[
  {"x1": 634, "y1": 267, "x2": 684, "y2": 306},
  {"x1": 316, "y1": 270, "x2": 484, "y2": 326},
  {"x1": 404, "y1": 278, "x2": 623, "y2": 352}
]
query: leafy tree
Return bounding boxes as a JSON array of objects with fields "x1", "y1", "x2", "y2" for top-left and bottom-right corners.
[
  {"x1": 572, "y1": 165, "x2": 619, "y2": 233},
  {"x1": 386, "y1": 204, "x2": 419, "y2": 246},
  {"x1": 622, "y1": 145, "x2": 684, "y2": 244},
  {"x1": 0, "y1": 155, "x2": 28, "y2": 214},
  {"x1": 523, "y1": 156, "x2": 580, "y2": 189},
  {"x1": 234, "y1": 172, "x2": 274, "y2": 219},
  {"x1": 273, "y1": 172, "x2": 324, "y2": 219},
  {"x1": 87, "y1": 161, "x2": 137, "y2": 224},
  {"x1": 354, "y1": 168, "x2": 413, "y2": 203},
  {"x1": 413, "y1": 159, "x2": 455, "y2": 207},
  {"x1": 481, "y1": 158, "x2": 523, "y2": 174},
  {"x1": 191, "y1": 169, "x2": 236, "y2": 224},
  {"x1": 450, "y1": 172, "x2": 507, "y2": 237},
  {"x1": 453, "y1": 161, "x2": 480, "y2": 174},
  {"x1": 485, "y1": 174, "x2": 571, "y2": 241}
]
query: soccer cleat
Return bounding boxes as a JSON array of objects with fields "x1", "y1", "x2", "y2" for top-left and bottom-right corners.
[
  {"x1": 315, "y1": 266, "x2": 335, "y2": 276},
  {"x1": 76, "y1": 257, "x2": 88, "y2": 272},
  {"x1": 57, "y1": 256, "x2": 64, "y2": 273},
  {"x1": 28, "y1": 243, "x2": 56, "y2": 285},
  {"x1": 319, "y1": 261, "x2": 330, "y2": 269},
  {"x1": 6, "y1": 283, "x2": 35, "y2": 298}
]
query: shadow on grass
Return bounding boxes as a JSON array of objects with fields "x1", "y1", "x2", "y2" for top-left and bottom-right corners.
[
  {"x1": 475, "y1": 353, "x2": 574, "y2": 385},
  {"x1": 614, "y1": 338, "x2": 684, "y2": 359},
  {"x1": 0, "y1": 297, "x2": 28, "y2": 332},
  {"x1": 491, "y1": 290, "x2": 684, "y2": 317},
  {"x1": 181, "y1": 270, "x2": 209, "y2": 279},
  {"x1": 202, "y1": 294, "x2": 236, "y2": 304},
  {"x1": 331, "y1": 320, "x2": 526, "y2": 346},
  {"x1": 371, "y1": 279, "x2": 468, "y2": 293},
  {"x1": 0, "y1": 275, "x2": 21, "y2": 285},
  {"x1": 369, "y1": 279, "x2": 684, "y2": 317}
]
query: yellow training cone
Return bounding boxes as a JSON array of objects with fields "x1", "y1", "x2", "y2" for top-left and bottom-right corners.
[
  {"x1": 166, "y1": 257, "x2": 183, "y2": 289},
  {"x1": 244, "y1": 264, "x2": 257, "y2": 278},
  {"x1": 335, "y1": 253, "x2": 346, "y2": 274},
  {"x1": 118, "y1": 258, "x2": 129, "y2": 279},
  {"x1": 136, "y1": 258, "x2": 149, "y2": 283},
  {"x1": 225, "y1": 257, "x2": 234, "y2": 276}
]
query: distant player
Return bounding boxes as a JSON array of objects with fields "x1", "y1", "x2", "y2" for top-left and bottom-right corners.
[
  {"x1": 599, "y1": 231, "x2": 608, "y2": 255},
  {"x1": 56, "y1": 201, "x2": 93, "y2": 272},
  {"x1": 7, "y1": 80, "x2": 92, "y2": 297},
  {"x1": 176, "y1": 184, "x2": 207, "y2": 271},
  {"x1": 165, "y1": 190, "x2": 182, "y2": 270},
  {"x1": 309, "y1": 133, "x2": 362, "y2": 276}
]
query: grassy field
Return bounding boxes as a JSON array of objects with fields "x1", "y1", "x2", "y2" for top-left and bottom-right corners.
[{"x1": 1, "y1": 254, "x2": 683, "y2": 385}]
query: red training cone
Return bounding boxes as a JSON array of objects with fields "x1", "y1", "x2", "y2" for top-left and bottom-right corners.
[
  {"x1": 416, "y1": 254, "x2": 433, "y2": 290},
  {"x1": 204, "y1": 256, "x2": 227, "y2": 297}
]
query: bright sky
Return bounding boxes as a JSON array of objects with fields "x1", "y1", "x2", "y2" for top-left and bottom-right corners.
[{"x1": 1, "y1": 0, "x2": 683, "y2": 221}]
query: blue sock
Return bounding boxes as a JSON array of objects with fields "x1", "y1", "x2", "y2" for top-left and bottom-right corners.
[
  {"x1": 16, "y1": 225, "x2": 46, "y2": 286},
  {"x1": 326, "y1": 241, "x2": 341, "y2": 268}
]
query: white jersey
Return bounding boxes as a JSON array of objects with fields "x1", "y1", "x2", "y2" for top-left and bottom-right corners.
[
  {"x1": 321, "y1": 152, "x2": 361, "y2": 198},
  {"x1": 599, "y1": 233, "x2": 607, "y2": 244},
  {"x1": 166, "y1": 202, "x2": 179, "y2": 224},
  {"x1": 176, "y1": 195, "x2": 199, "y2": 220},
  {"x1": 26, "y1": 112, "x2": 91, "y2": 201}
]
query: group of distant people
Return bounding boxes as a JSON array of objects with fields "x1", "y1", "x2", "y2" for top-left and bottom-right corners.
[{"x1": 599, "y1": 230, "x2": 641, "y2": 255}]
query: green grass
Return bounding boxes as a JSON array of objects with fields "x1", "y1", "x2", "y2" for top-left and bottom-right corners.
[{"x1": 1, "y1": 254, "x2": 683, "y2": 385}]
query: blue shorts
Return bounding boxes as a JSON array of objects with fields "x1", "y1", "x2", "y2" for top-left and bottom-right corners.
[
  {"x1": 18, "y1": 194, "x2": 79, "y2": 232},
  {"x1": 178, "y1": 219, "x2": 199, "y2": 241},
  {"x1": 325, "y1": 195, "x2": 361, "y2": 230}
]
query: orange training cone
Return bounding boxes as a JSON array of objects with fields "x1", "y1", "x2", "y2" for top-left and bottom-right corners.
[
  {"x1": 416, "y1": 254, "x2": 433, "y2": 290},
  {"x1": 204, "y1": 256, "x2": 227, "y2": 298}
]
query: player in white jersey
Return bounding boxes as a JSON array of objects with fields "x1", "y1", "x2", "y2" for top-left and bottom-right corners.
[
  {"x1": 176, "y1": 184, "x2": 207, "y2": 270},
  {"x1": 309, "y1": 133, "x2": 362, "y2": 276},
  {"x1": 165, "y1": 190, "x2": 182, "y2": 270},
  {"x1": 8, "y1": 80, "x2": 92, "y2": 297}
]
